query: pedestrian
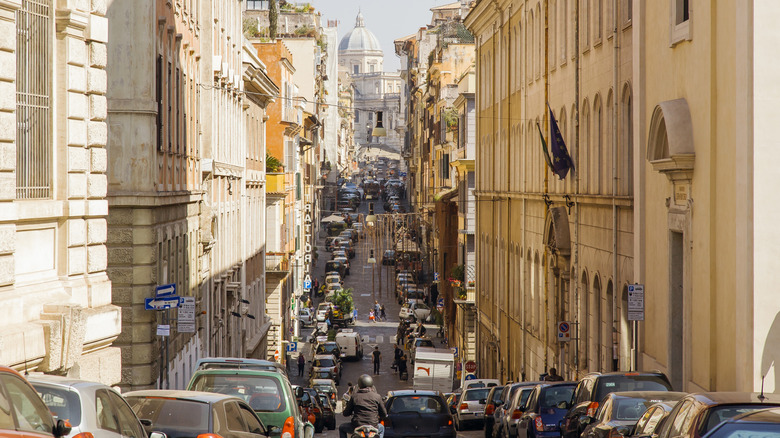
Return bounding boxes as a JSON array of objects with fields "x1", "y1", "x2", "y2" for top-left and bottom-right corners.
[
  {"x1": 416, "y1": 321, "x2": 427, "y2": 337},
  {"x1": 398, "y1": 354, "x2": 408, "y2": 380},
  {"x1": 372, "y1": 346, "x2": 381, "y2": 375},
  {"x1": 297, "y1": 353, "x2": 306, "y2": 377},
  {"x1": 393, "y1": 344, "x2": 403, "y2": 373},
  {"x1": 380, "y1": 304, "x2": 386, "y2": 321},
  {"x1": 374, "y1": 300, "x2": 381, "y2": 315},
  {"x1": 544, "y1": 367, "x2": 564, "y2": 381},
  {"x1": 369, "y1": 310, "x2": 375, "y2": 322},
  {"x1": 352, "y1": 307, "x2": 358, "y2": 323}
]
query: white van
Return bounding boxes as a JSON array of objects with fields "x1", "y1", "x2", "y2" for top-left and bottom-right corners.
[{"x1": 335, "y1": 329, "x2": 363, "y2": 360}]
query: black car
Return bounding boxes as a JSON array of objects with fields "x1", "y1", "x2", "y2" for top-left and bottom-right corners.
[
  {"x1": 384, "y1": 390, "x2": 456, "y2": 438},
  {"x1": 382, "y1": 250, "x2": 397, "y2": 265},
  {"x1": 561, "y1": 372, "x2": 674, "y2": 438},
  {"x1": 484, "y1": 386, "x2": 506, "y2": 438},
  {"x1": 315, "y1": 341, "x2": 342, "y2": 362},
  {"x1": 325, "y1": 260, "x2": 347, "y2": 278},
  {"x1": 340, "y1": 243, "x2": 356, "y2": 259},
  {"x1": 702, "y1": 407, "x2": 780, "y2": 438},
  {"x1": 580, "y1": 392, "x2": 686, "y2": 438},
  {"x1": 126, "y1": 390, "x2": 281, "y2": 438},
  {"x1": 297, "y1": 387, "x2": 325, "y2": 433},
  {"x1": 316, "y1": 393, "x2": 337, "y2": 430}
]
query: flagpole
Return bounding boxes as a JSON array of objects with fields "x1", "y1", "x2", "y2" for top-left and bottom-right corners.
[{"x1": 543, "y1": 0, "x2": 550, "y2": 372}]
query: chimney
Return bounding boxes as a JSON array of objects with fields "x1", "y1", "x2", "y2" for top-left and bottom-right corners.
[{"x1": 460, "y1": 0, "x2": 469, "y2": 20}]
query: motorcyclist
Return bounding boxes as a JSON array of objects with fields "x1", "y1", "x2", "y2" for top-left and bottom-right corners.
[{"x1": 339, "y1": 374, "x2": 387, "y2": 438}]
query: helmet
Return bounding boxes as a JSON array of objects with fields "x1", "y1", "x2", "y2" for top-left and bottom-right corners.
[{"x1": 357, "y1": 374, "x2": 374, "y2": 389}]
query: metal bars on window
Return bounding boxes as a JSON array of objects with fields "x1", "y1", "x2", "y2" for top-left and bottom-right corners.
[{"x1": 15, "y1": 0, "x2": 51, "y2": 199}]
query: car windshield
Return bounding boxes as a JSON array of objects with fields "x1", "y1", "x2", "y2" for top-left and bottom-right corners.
[
  {"x1": 33, "y1": 384, "x2": 83, "y2": 427},
  {"x1": 489, "y1": 387, "x2": 506, "y2": 404},
  {"x1": 416, "y1": 339, "x2": 434, "y2": 348},
  {"x1": 126, "y1": 397, "x2": 209, "y2": 431},
  {"x1": 595, "y1": 376, "x2": 672, "y2": 402},
  {"x1": 702, "y1": 405, "x2": 780, "y2": 435},
  {"x1": 705, "y1": 422, "x2": 780, "y2": 438},
  {"x1": 540, "y1": 386, "x2": 576, "y2": 409},
  {"x1": 326, "y1": 277, "x2": 339, "y2": 284},
  {"x1": 189, "y1": 374, "x2": 286, "y2": 412},
  {"x1": 464, "y1": 389, "x2": 492, "y2": 402},
  {"x1": 313, "y1": 385, "x2": 333, "y2": 393},
  {"x1": 389, "y1": 396, "x2": 446, "y2": 414},
  {"x1": 314, "y1": 358, "x2": 335, "y2": 367}
]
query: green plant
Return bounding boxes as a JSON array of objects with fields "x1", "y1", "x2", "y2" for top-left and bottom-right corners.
[
  {"x1": 450, "y1": 264, "x2": 465, "y2": 282},
  {"x1": 331, "y1": 287, "x2": 354, "y2": 314},
  {"x1": 269, "y1": 0, "x2": 278, "y2": 38},
  {"x1": 294, "y1": 25, "x2": 314, "y2": 37},
  {"x1": 243, "y1": 18, "x2": 259, "y2": 38},
  {"x1": 443, "y1": 107, "x2": 459, "y2": 132},
  {"x1": 430, "y1": 308, "x2": 444, "y2": 326},
  {"x1": 266, "y1": 154, "x2": 283, "y2": 172}
]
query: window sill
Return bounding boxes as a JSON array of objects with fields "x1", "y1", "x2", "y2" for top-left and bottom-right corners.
[{"x1": 670, "y1": 20, "x2": 692, "y2": 46}]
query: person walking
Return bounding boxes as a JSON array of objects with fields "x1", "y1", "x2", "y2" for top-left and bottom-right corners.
[
  {"x1": 398, "y1": 354, "x2": 408, "y2": 380},
  {"x1": 369, "y1": 310, "x2": 375, "y2": 322},
  {"x1": 372, "y1": 346, "x2": 381, "y2": 375},
  {"x1": 393, "y1": 344, "x2": 403, "y2": 373},
  {"x1": 297, "y1": 353, "x2": 306, "y2": 377},
  {"x1": 380, "y1": 304, "x2": 386, "y2": 321},
  {"x1": 352, "y1": 307, "x2": 358, "y2": 323}
]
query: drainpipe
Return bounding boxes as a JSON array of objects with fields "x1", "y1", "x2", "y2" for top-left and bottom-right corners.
[
  {"x1": 543, "y1": 0, "x2": 550, "y2": 375},
  {"x1": 573, "y1": 0, "x2": 581, "y2": 379},
  {"x1": 521, "y1": 0, "x2": 528, "y2": 381},
  {"x1": 611, "y1": 0, "x2": 619, "y2": 372}
]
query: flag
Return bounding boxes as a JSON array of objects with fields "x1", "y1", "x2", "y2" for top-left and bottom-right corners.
[
  {"x1": 536, "y1": 122, "x2": 554, "y2": 171},
  {"x1": 548, "y1": 105, "x2": 575, "y2": 179}
]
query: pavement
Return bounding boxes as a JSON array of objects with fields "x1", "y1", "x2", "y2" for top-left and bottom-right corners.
[{"x1": 285, "y1": 196, "x2": 482, "y2": 438}]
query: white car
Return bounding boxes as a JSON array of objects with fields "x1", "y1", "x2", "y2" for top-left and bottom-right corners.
[
  {"x1": 316, "y1": 302, "x2": 334, "y2": 322},
  {"x1": 299, "y1": 308, "x2": 314, "y2": 327},
  {"x1": 325, "y1": 274, "x2": 342, "y2": 287},
  {"x1": 399, "y1": 301, "x2": 431, "y2": 321}
]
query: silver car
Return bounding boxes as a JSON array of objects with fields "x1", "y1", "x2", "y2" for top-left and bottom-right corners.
[
  {"x1": 29, "y1": 374, "x2": 163, "y2": 438},
  {"x1": 455, "y1": 387, "x2": 493, "y2": 430},
  {"x1": 503, "y1": 383, "x2": 543, "y2": 438}
]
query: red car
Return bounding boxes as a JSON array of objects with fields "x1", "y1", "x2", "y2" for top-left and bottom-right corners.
[{"x1": 0, "y1": 366, "x2": 72, "y2": 438}]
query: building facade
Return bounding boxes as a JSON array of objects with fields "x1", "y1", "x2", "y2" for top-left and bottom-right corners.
[
  {"x1": 466, "y1": 0, "x2": 635, "y2": 382},
  {"x1": 0, "y1": 0, "x2": 121, "y2": 384}
]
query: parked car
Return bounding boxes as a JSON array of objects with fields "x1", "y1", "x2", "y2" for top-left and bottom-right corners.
[
  {"x1": 701, "y1": 406, "x2": 780, "y2": 438},
  {"x1": 29, "y1": 374, "x2": 157, "y2": 438},
  {"x1": 187, "y1": 368, "x2": 307, "y2": 438},
  {"x1": 126, "y1": 389, "x2": 290, "y2": 438},
  {"x1": 309, "y1": 369, "x2": 337, "y2": 385},
  {"x1": 561, "y1": 372, "x2": 674, "y2": 438},
  {"x1": 454, "y1": 386, "x2": 493, "y2": 430},
  {"x1": 484, "y1": 386, "x2": 507, "y2": 438},
  {"x1": 310, "y1": 379, "x2": 339, "y2": 405},
  {"x1": 654, "y1": 392, "x2": 780, "y2": 438},
  {"x1": 311, "y1": 354, "x2": 342, "y2": 385},
  {"x1": 0, "y1": 366, "x2": 73, "y2": 438},
  {"x1": 316, "y1": 392, "x2": 337, "y2": 430},
  {"x1": 499, "y1": 382, "x2": 541, "y2": 438},
  {"x1": 299, "y1": 308, "x2": 314, "y2": 327},
  {"x1": 194, "y1": 357, "x2": 287, "y2": 374},
  {"x1": 325, "y1": 260, "x2": 347, "y2": 277},
  {"x1": 334, "y1": 256, "x2": 351, "y2": 275},
  {"x1": 580, "y1": 392, "x2": 687, "y2": 438},
  {"x1": 489, "y1": 385, "x2": 515, "y2": 438},
  {"x1": 630, "y1": 401, "x2": 683, "y2": 438},
  {"x1": 316, "y1": 302, "x2": 334, "y2": 322},
  {"x1": 315, "y1": 341, "x2": 343, "y2": 362},
  {"x1": 325, "y1": 273, "x2": 342, "y2": 287},
  {"x1": 383, "y1": 250, "x2": 397, "y2": 265},
  {"x1": 510, "y1": 382, "x2": 577, "y2": 438},
  {"x1": 383, "y1": 390, "x2": 456, "y2": 438},
  {"x1": 409, "y1": 337, "x2": 435, "y2": 363},
  {"x1": 446, "y1": 393, "x2": 462, "y2": 416}
]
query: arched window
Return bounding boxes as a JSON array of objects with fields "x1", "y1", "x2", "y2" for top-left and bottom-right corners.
[
  {"x1": 590, "y1": 274, "x2": 602, "y2": 371},
  {"x1": 561, "y1": 0, "x2": 568, "y2": 62},
  {"x1": 605, "y1": 279, "x2": 615, "y2": 371},
  {"x1": 621, "y1": 84, "x2": 633, "y2": 195},
  {"x1": 536, "y1": 3, "x2": 542, "y2": 77},
  {"x1": 579, "y1": 271, "x2": 590, "y2": 370},
  {"x1": 606, "y1": 89, "x2": 614, "y2": 194},
  {"x1": 597, "y1": 0, "x2": 603, "y2": 40},
  {"x1": 550, "y1": 0, "x2": 556, "y2": 65},
  {"x1": 583, "y1": 0, "x2": 590, "y2": 48},
  {"x1": 593, "y1": 95, "x2": 603, "y2": 194},
  {"x1": 529, "y1": 11, "x2": 535, "y2": 81},
  {"x1": 581, "y1": 100, "x2": 590, "y2": 193}
]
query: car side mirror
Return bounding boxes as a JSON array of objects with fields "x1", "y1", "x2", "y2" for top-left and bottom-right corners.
[
  {"x1": 303, "y1": 423, "x2": 315, "y2": 438},
  {"x1": 557, "y1": 401, "x2": 570, "y2": 410},
  {"x1": 578, "y1": 415, "x2": 593, "y2": 427},
  {"x1": 295, "y1": 386, "x2": 305, "y2": 398},
  {"x1": 150, "y1": 433, "x2": 168, "y2": 438},
  {"x1": 268, "y1": 426, "x2": 283, "y2": 437},
  {"x1": 54, "y1": 419, "x2": 72, "y2": 438}
]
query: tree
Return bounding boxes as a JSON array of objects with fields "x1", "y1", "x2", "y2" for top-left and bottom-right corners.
[
  {"x1": 269, "y1": 0, "x2": 278, "y2": 38},
  {"x1": 330, "y1": 288, "x2": 354, "y2": 314}
]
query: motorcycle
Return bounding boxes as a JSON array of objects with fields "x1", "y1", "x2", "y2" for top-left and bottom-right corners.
[{"x1": 352, "y1": 425, "x2": 380, "y2": 438}]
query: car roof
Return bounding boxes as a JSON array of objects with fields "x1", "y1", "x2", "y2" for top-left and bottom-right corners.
[
  {"x1": 311, "y1": 379, "x2": 336, "y2": 386},
  {"x1": 608, "y1": 391, "x2": 687, "y2": 401},
  {"x1": 124, "y1": 389, "x2": 238, "y2": 404},
  {"x1": 313, "y1": 354, "x2": 336, "y2": 359},
  {"x1": 195, "y1": 357, "x2": 282, "y2": 370},
  {"x1": 27, "y1": 374, "x2": 113, "y2": 389},
  {"x1": 682, "y1": 392, "x2": 780, "y2": 405},
  {"x1": 190, "y1": 368, "x2": 282, "y2": 378}
]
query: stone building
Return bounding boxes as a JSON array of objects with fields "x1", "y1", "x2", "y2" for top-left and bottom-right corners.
[
  {"x1": 0, "y1": 0, "x2": 121, "y2": 384},
  {"x1": 465, "y1": 0, "x2": 635, "y2": 381}
]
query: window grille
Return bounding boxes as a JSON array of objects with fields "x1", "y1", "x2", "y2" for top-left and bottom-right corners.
[{"x1": 16, "y1": 0, "x2": 52, "y2": 199}]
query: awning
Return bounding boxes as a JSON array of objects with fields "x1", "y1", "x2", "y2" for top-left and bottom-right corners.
[{"x1": 433, "y1": 186, "x2": 458, "y2": 202}]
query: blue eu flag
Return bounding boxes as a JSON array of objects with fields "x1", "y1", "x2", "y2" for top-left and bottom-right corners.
[{"x1": 549, "y1": 106, "x2": 575, "y2": 180}]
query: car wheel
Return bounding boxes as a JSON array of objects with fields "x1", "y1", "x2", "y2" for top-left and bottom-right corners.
[
  {"x1": 328, "y1": 419, "x2": 336, "y2": 430},
  {"x1": 455, "y1": 418, "x2": 462, "y2": 431}
]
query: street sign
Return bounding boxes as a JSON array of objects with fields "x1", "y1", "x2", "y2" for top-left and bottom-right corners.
[
  {"x1": 465, "y1": 373, "x2": 477, "y2": 381},
  {"x1": 145, "y1": 296, "x2": 181, "y2": 310},
  {"x1": 628, "y1": 284, "x2": 645, "y2": 321},
  {"x1": 155, "y1": 283, "x2": 176, "y2": 297},
  {"x1": 465, "y1": 360, "x2": 477, "y2": 373},
  {"x1": 433, "y1": 272, "x2": 439, "y2": 281},
  {"x1": 451, "y1": 347, "x2": 458, "y2": 358},
  {"x1": 178, "y1": 296, "x2": 196, "y2": 333},
  {"x1": 303, "y1": 279, "x2": 312, "y2": 290},
  {"x1": 557, "y1": 321, "x2": 571, "y2": 342},
  {"x1": 156, "y1": 324, "x2": 170, "y2": 336},
  {"x1": 286, "y1": 342, "x2": 298, "y2": 353},
  {"x1": 273, "y1": 350, "x2": 280, "y2": 362},
  {"x1": 437, "y1": 297, "x2": 445, "y2": 308}
]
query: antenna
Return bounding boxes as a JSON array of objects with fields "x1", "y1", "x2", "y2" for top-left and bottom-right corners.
[
  {"x1": 22, "y1": 331, "x2": 29, "y2": 376},
  {"x1": 759, "y1": 375, "x2": 767, "y2": 402}
]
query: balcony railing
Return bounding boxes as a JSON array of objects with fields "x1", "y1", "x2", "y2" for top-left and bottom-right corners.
[{"x1": 266, "y1": 253, "x2": 289, "y2": 272}]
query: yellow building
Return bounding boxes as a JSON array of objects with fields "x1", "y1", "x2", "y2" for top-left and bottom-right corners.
[{"x1": 466, "y1": 0, "x2": 635, "y2": 381}]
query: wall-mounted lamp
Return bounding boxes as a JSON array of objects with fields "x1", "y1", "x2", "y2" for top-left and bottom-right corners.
[{"x1": 371, "y1": 111, "x2": 387, "y2": 137}]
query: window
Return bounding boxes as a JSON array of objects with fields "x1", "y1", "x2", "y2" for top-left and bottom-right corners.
[
  {"x1": 15, "y1": 0, "x2": 52, "y2": 199},
  {"x1": 1, "y1": 374, "x2": 54, "y2": 433},
  {"x1": 353, "y1": 64, "x2": 359, "y2": 74},
  {"x1": 225, "y1": 401, "x2": 246, "y2": 432},
  {"x1": 670, "y1": 0, "x2": 691, "y2": 44},
  {"x1": 106, "y1": 391, "x2": 146, "y2": 438},
  {"x1": 157, "y1": 56, "x2": 163, "y2": 151},
  {"x1": 370, "y1": 64, "x2": 375, "y2": 73},
  {"x1": 246, "y1": 0, "x2": 268, "y2": 9}
]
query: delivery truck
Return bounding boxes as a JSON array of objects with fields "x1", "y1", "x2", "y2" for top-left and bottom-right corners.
[{"x1": 412, "y1": 347, "x2": 455, "y2": 393}]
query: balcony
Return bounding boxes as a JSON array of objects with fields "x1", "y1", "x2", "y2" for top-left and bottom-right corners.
[
  {"x1": 266, "y1": 253, "x2": 290, "y2": 272},
  {"x1": 266, "y1": 173, "x2": 286, "y2": 194}
]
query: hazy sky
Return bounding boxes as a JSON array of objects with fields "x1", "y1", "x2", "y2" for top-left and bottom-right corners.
[{"x1": 306, "y1": 0, "x2": 458, "y2": 72}]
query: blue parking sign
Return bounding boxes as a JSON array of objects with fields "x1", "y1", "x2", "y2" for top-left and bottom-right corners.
[{"x1": 303, "y1": 279, "x2": 312, "y2": 290}]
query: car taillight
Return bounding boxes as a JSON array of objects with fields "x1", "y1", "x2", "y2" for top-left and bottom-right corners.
[
  {"x1": 197, "y1": 435, "x2": 223, "y2": 438},
  {"x1": 460, "y1": 403, "x2": 469, "y2": 411},
  {"x1": 535, "y1": 416, "x2": 544, "y2": 432},
  {"x1": 73, "y1": 434, "x2": 95, "y2": 438},
  {"x1": 485, "y1": 404, "x2": 495, "y2": 416},
  {"x1": 511, "y1": 409, "x2": 523, "y2": 420},
  {"x1": 331, "y1": 393, "x2": 336, "y2": 400},
  {"x1": 282, "y1": 416, "x2": 295, "y2": 438},
  {"x1": 586, "y1": 402, "x2": 599, "y2": 417}
]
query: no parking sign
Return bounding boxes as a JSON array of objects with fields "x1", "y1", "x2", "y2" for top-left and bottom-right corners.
[{"x1": 557, "y1": 321, "x2": 571, "y2": 342}]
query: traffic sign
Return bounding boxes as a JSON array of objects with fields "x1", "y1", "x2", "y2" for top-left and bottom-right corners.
[
  {"x1": 303, "y1": 279, "x2": 312, "y2": 290},
  {"x1": 286, "y1": 342, "x2": 298, "y2": 353},
  {"x1": 465, "y1": 373, "x2": 477, "y2": 381},
  {"x1": 451, "y1": 347, "x2": 458, "y2": 357},
  {"x1": 145, "y1": 296, "x2": 181, "y2": 310},
  {"x1": 433, "y1": 272, "x2": 439, "y2": 281},
  {"x1": 274, "y1": 350, "x2": 280, "y2": 362},
  {"x1": 465, "y1": 360, "x2": 477, "y2": 373},
  {"x1": 557, "y1": 321, "x2": 571, "y2": 342},
  {"x1": 178, "y1": 296, "x2": 196, "y2": 333},
  {"x1": 155, "y1": 283, "x2": 176, "y2": 297},
  {"x1": 628, "y1": 284, "x2": 645, "y2": 321},
  {"x1": 437, "y1": 297, "x2": 445, "y2": 308},
  {"x1": 156, "y1": 324, "x2": 170, "y2": 336}
]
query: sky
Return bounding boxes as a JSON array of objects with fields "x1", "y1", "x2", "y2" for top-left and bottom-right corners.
[{"x1": 305, "y1": 0, "x2": 459, "y2": 72}]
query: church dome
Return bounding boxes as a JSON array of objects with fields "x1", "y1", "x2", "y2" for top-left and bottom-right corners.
[{"x1": 338, "y1": 12, "x2": 382, "y2": 54}]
